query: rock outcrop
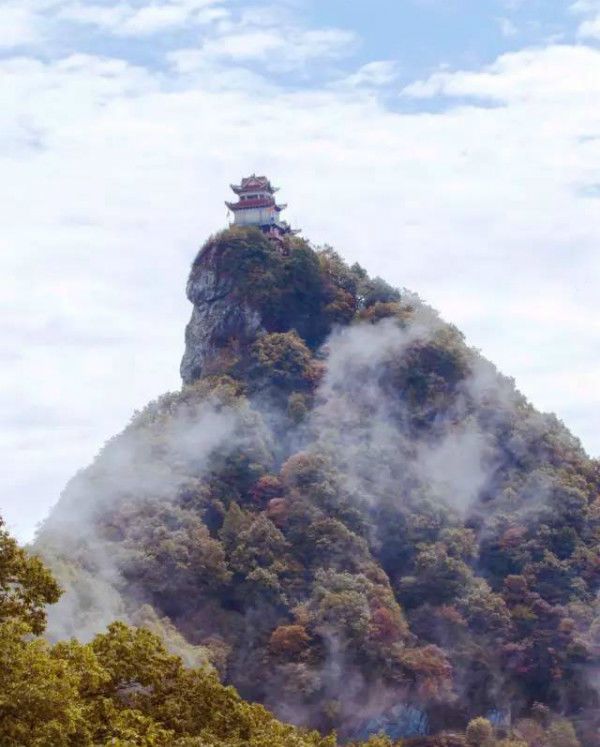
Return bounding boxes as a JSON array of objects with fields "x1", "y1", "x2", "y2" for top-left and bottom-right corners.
[
  {"x1": 180, "y1": 237, "x2": 265, "y2": 383},
  {"x1": 179, "y1": 226, "x2": 338, "y2": 383}
]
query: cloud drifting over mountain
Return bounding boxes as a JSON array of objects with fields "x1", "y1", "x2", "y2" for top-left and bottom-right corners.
[{"x1": 1, "y1": 0, "x2": 599, "y2": 541}]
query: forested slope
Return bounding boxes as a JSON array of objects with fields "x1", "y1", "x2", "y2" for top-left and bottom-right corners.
[{"x1": 34, "y1": 228, "x2": 600, "y2": 745}]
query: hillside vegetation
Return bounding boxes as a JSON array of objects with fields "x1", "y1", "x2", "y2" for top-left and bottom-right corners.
[
  {"x1": 30, "y1": 228, "x2": 600, "y2": 745},
  {"x1": 0, "y1": 518, "x2": 338, "y2": 745}
]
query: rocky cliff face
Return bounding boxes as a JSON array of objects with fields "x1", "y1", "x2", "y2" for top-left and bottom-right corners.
[
  {"x1": 179, "y1": 226, "x2": 341, "y2": 384},
  {"x1": 180, "y1": 239, "x2": 265, "y2": 384}
]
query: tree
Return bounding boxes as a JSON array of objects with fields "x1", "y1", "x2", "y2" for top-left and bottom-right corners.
[
  {"x1": 545, "y1": 720, "x2": 580, "y2": 747},
  {"x1": 229, "y1": 514, "x2": 289, "y2": 575},
  {"x1": 0, "y1": 518, "x2": 61, "y2": 633},
  {"x1": 269, "y1": 625, "x2": 311, "y2": 659},
  {"x1": 394, "y1": 643, "x2": 453, "y2": 699},
  {"x1": 251, "y1": 332, "x2": 317, "y2": 393},
  {"x1": 357, "y1": 276, "x2": 400, "y2": 309},
  {"x1": 0, "y1": 617, "x2": 341, "y2": 746},
  {"x1": 304, "y1": 517, "x2": 369, "y2": 572},
  {"x1": 465, "y1": 717, "x2": 494, "y2": 747},
  {"x1": 122, "y1": 508, "x2": 231, "y2": 607},
  {"x1": 0, "y1": 622, "x2": 96, "y2": 746},
  {"x1": 398, "y1": 543, "x2": 473, "y2": 608}
]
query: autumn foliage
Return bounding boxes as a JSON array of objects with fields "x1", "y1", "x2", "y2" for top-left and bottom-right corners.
[{"x1": 28, "y1": 229, "x2": 600, "y2": 745}]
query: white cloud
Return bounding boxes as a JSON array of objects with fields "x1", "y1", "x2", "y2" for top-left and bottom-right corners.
[
  {"x1": 58, "y1": 0, "x2": 227, "y2": 36},
  {"x1": 570, "y1": 0, "x2": 600, "y2": 39},
  {"x1": 57, "y1": 1, "x2": 354, "y2": 68},
  {"x1": 578, "y1": 16, "x2": 600, "y2": 38},
  {"x1": 340, "y1": 60, "x2": 399, "y2": 88},
  {"x1": 201, "y1": 29, "x2": 286, "y2": 60},
  {"x1": 57, "y1": 3, "x2": 131, "y2": 30},
  {"x1": 402, "y1": 45, "x2": 600, "y2": 101},
  {"x1": 0, "y1": 3, "x2": 40, "y2": 48},
  {"x1": 570, "y1": 0, "x2": 600, "y2": 13},
  {"x1": 184, "y1": 26, "x2": 357, "y2": 71},
  {"x1": 122, "y1": 5, "x2": 194, "y2": 34},
  {"x1": 1, "y1": 10, "x2": 600, "y2": 543}
]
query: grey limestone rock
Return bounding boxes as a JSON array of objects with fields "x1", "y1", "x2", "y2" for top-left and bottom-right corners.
[{"x1": 180, "y1": 242, "x2": 264, "y2": 383}]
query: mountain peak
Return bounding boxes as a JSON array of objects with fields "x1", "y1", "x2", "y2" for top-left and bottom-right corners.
[
  {"x1": 180, "y1": 226, "x2": 400, "y2": 384},
  {"x1": 37, "y1": 225, "x2": 600, "y2": 744}
]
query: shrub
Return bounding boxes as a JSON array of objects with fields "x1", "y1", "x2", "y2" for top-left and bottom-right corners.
[{"x1": 465, "y1": 717, "x2": 494, "y2": 747}]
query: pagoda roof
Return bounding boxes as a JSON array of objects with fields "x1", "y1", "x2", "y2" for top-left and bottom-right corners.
[
  {"x1": 226, "y1": 197, "x2": 286, "y2": 211},
  {"x1": 230, "y1": 174, "x2": 279, "y2": 195}
]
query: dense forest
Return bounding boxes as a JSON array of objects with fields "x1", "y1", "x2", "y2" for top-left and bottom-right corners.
[{"x1": 8, "y1": 227, "x2": 599, "y2": 745}]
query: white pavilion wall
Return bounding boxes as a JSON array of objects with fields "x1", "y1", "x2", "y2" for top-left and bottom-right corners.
[{"x1": 234, "y1": 207, "x2": 275, "y2": 226}]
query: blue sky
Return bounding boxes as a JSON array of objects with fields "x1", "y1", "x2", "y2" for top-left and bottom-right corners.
[
  {"x1": 1, "y1": 0, "x2": 600, "y2": 541},
  {"x1": 1, "y1": 1, "x2": 586, "y2": 81},
  {"x1": 309, "y1": 1, "x2": 571, "y2": 74}
]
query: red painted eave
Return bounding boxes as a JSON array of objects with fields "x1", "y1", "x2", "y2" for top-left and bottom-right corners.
[
  {"x1": 226, "y1": 198, "x2": 286, "y2": 211},
  {"x1": 230, "y1": 178, "x2": 278, "y2": 195}
]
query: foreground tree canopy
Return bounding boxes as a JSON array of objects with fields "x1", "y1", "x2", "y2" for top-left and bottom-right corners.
[
  {"x1": 1, "y1": 519, "x2": 336, "y2": 745},
  {"x1": 31, "y1": 229, "x2": 599, "y2": 745}
]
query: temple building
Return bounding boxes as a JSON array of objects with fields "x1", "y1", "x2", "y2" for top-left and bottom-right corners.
[{"x1": 226, "y1": 175, "x2": 298, "y2": 237}]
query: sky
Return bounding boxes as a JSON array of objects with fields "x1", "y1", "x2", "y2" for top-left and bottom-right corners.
[{"x1": 1, "y1": 0, "x2": 600, "y2": 542}]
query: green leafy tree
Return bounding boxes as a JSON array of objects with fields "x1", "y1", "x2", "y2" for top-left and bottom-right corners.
[
  {"x1": 251, "y1": 331, "x2": 318, "y2": 393},
  {"x1": 0, "y1": 518, "x2": 61, "y2": 633},
  {"x1": 545, "y1": 720, "x2": 580, "y2": 747}
]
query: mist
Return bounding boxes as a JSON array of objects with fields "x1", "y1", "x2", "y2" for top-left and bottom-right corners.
[
  {"x1": 37, "y1": 392, "x2": 247, "y2": 641},
  {"x1": 32, "y1": 296, "x2": 599, "y2": 740}
]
